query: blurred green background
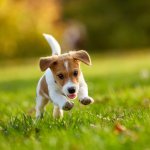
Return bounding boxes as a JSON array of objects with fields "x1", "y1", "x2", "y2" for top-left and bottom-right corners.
[{"x1": 1, "y1": 0, "x2": 150, "y2": 59}]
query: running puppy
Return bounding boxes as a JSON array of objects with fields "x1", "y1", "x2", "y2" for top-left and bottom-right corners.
[{"x1": 36, "y1": 34, "x2": 94, "y2": 118}]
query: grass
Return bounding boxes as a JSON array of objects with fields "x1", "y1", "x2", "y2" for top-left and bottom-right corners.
[{"x1": 0, "y1": 52, "x2": 150, "y2": 150}]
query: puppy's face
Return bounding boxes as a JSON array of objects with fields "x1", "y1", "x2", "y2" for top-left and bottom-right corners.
[{"x1": 39, "y1": 50, "x2": 91, "y2": 99}]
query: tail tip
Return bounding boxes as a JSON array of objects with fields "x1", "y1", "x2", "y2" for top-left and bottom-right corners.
[
  {"x1": 43, "y1": 33, "x2": 52, "y2": 39},
  {"x1": 42, "y1": 33, "x2": 61, "y2": 55}
]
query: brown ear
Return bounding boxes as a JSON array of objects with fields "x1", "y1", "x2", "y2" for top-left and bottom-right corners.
[
  {"x1": 39, "y1": 56, "x2": 57, "y2": 71},
  {"x1": 70, "y1": 50, "x2": 92, "y2": 66}
]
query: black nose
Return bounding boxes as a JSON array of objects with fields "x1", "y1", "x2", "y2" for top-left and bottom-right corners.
[{"x1": 68, "y1": 87, "x2": 76, "y2": 94}]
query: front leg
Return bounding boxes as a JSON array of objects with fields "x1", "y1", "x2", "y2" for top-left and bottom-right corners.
[
  {"x1": 49, "y1": 89, "x2": 74, "y2": 111},
  {"x1": 78, "y1": 73, "x2": 94, "y2": 105}
]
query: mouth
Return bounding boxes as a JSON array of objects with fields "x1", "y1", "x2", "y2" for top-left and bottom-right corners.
[{"x1": 67, "y1": 94, "x2": 77, "y2": 99}]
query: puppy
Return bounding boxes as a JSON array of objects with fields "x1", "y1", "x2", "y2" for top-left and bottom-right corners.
[{"x1": 36, "y1": 34, "x2": 94, "y2": 119}]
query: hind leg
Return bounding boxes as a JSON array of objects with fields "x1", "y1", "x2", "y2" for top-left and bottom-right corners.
[
  {"x1": 36, "y1": 95, "x2": 49, "y2": 118},
  {"x1": 53, "y1": 105, "x2": 63, "y2": 119}
]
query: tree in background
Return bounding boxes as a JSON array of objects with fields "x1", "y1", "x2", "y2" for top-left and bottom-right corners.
[{"x1": 0, "y1": 0, "x2": 63, "y2": 59}]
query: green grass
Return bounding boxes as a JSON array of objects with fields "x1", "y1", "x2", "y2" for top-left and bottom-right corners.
[{"x1": 0, "y1": 52, "x2": 150, "y2": 150}]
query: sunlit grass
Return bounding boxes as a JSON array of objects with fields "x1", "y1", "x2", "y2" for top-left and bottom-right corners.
[{"x1": 0, "y1": 52, "x2": 150, "y2": 150}]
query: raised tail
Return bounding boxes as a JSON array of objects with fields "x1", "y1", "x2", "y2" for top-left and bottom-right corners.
[{"x1": 43, "y1": 33, "x2": 61, "y2": 55}]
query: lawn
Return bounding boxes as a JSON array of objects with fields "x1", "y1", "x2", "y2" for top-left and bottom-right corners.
[{"x1": 0, "y1": 52, "x2": 150, "y2": 150}]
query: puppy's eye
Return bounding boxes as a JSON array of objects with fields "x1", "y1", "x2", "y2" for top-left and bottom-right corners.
[
  {"x1": 57, "y1": 74, "x2": 64, "y2": 80},
  {"x1": 73, "y1": 70, "x2": 78, "y2": 77}
]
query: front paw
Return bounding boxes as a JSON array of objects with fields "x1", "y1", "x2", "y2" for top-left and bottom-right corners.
[
  {"x1": 62, "y1": 101, "x2": 74, "y2": 111},
  {"x1": 80, "y1": 97, "x2": 94, "y2": 105}
]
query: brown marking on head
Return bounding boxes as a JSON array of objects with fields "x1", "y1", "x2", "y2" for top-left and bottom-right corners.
[
  {"x1": 39, "y1": 75, "x2": 49, "y2": 98},
  {"x1": 49, "y1": 55, "x2": 80, "y2": 87}
]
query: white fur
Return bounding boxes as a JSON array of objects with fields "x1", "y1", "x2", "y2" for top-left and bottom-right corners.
[
  {"x1": 64, "y1": 61, "x2": 69, "y2": 72},
  {"x1": 36, "y1": 95, "x2": 48, "y2": 118},
  {"x1": 43, "y1": 33, "x2": 61, "y2": 55},
  {"x1": 78, "y1": 72, "x2": 89, "y2": 99},
  {"x1": 78, "y1": 72, "x2": 94, "y2": 103}
]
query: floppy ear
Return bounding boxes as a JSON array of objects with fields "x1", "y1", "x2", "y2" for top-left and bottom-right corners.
[
  {"x1": 70, "y1": 50, "x2": 92, "y2": 66},
  {"x1": 39, "y1": 56, "x2": 57, "y2": 71}
]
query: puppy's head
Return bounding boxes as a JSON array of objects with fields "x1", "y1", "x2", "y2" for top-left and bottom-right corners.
[{"x1": 39, "y1": 50, "x2": 91, "y2": 99}]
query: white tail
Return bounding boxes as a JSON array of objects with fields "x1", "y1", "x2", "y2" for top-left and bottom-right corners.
[{"x1": 43, "y1": 33, "x2": 61, "y2": 55}]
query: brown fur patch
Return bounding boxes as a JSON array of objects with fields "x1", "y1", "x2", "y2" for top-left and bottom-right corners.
[
  {"x1": 68, "y1": 59, "x2": 80, "y2": 83},
  {"x1": 39, "y1": 75, "x2": 49, "y2": 98},
  {"x1": 50, "y1": 54, "x2": 80, "y2": 87}
]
